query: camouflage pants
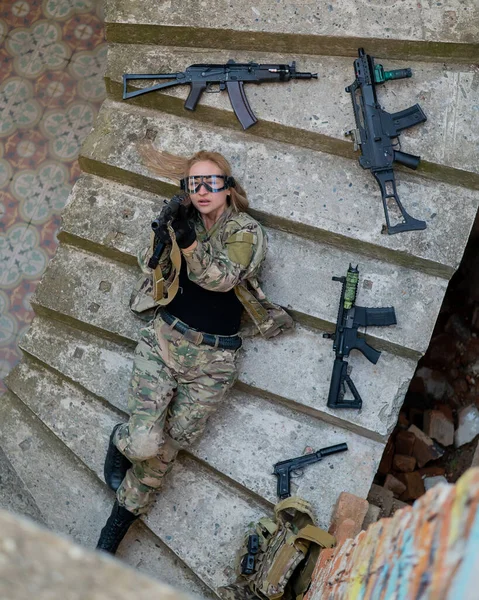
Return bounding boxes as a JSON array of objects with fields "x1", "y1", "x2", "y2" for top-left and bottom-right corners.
[{"x1": 114, "y1": 316, "x2": 239, "y2": 515}]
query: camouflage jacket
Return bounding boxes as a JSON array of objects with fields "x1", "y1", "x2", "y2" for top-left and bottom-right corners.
[{"x1": 130, "y1": 207, "x2": 293, "y2": 338}]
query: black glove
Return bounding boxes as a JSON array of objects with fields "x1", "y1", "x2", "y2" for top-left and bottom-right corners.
[
  {"x1": 151, "y1": 194, "x2": 187, "y2": 243},
  {"x1": 172, "y1": 204, "x2": 197, "y2": 249}
]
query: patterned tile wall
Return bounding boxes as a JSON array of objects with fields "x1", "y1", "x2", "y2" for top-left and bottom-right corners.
[{"x1": 0, "y1": 0, "x2": 107, "y2": 393}]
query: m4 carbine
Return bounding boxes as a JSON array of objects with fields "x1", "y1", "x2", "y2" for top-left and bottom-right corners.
[
  {"x1": 273, "y1": 443, "x2": 348, "y2": 499},
  {"x1": 324, "y1": 264, "x2": 397, "y2": 410},
  {"x1": 345, "y1": 48, "x2": 427, "y2": 235},
  {"x1": 123, "y1": 60, "x2": 317, "y2": 129}
]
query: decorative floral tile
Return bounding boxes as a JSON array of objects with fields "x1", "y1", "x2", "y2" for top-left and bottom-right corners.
[
  {"x1": 0, "y1": 0, "x2": 106, "y2": 391},
  {"x1": 0, "y1": 77, "x2": 43, "y2": 137},
  {"x1": 0, "y1": 2, "x2": 43, "y2": 29},
  {"x1": 63, "y1": 12, "x2": 103, "y2": 51},
  {"x1": 6, "y1": 20, "x2": 72, "y2": 79}
]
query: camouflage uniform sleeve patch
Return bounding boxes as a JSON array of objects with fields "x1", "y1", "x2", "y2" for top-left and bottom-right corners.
[{"x1": 225, "y1": 231, "x2": 256, "y2": 267}]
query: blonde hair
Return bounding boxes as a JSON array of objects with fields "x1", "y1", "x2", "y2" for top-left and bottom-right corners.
[{"x1": 138, "y1": 143, "x2": 249, "y2": 212}]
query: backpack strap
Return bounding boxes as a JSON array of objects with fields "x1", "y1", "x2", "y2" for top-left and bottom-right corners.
[
  {"x1": 295, "y1": 524, "x2": 335, "y2": 549},
  {"x1": 291, "y1": 525, "x2": 336, "y2": 600},
  {"x1": 274, "y1": 497, "x2": 315, "y2": 520},
  {"x1": 151, "y1": 225, "x2": 182, "y2": 305}
]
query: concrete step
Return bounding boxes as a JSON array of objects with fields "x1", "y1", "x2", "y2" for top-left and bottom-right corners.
[
  {"x1": 5, "y1": 361, "x2": 289, "y2": 591},
  {"x1": 0, "y1": 390, "x2": 214, "y2": 598},
  {"x1": 79, "y1": 101, "x2": 479, "y2": 278},
  {"x1": 106, "y1": 44, "x2": 479, "y2": 187},
  {"x1": 29, "y1": 244, "x2": 417, "y2": 438},
  {"x1": 104, "y1": 0, "x2": 479, "y2": 62},
  {"x1": 62, "y1": 174, "x2": 447, "y2": 357},
  {"x1": 7, "y1": 352, "x2": 382, "y2": 530},
  {"x1": 21, "y1": 314, "x2": 412, "y2": 442},
  {"x1": 0, "y1": 445, "x2": 46, "y2": 525}
]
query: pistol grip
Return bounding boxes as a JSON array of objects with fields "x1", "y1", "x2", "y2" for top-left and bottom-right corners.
[
  {"x1": 185, "y1": 82, "x2": 207, "y2": 111},
  {"x1": 276, "y1": 469, "x2": 291, "y2": 499}
]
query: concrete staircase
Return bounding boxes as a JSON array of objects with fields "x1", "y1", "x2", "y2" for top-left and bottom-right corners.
[{"x1": 3, "y1": 1, "x2": 478, "y2": 597}]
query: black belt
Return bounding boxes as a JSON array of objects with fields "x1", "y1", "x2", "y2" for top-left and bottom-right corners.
[{"x1": 158, "y1": 309, "x2": 242, "y2": 351}]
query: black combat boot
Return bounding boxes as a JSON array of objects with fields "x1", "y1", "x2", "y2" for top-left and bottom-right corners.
[
  {"x1": 104, "y1": 423, "x2": 132, "y2": 491},
  {"x1": 96, "y1": 501, "x2": 138, "y2": 554}
]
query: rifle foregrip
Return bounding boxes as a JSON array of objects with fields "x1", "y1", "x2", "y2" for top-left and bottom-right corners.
[{"x1": 226, "y1": 81, "x2": 257, "y2": 130}]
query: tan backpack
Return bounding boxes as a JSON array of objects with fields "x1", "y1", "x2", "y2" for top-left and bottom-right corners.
[{"x1": 217, "y1": 497, "x2": 335, "y2": 600}]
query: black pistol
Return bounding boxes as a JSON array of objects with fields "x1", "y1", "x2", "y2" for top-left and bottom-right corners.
[{"x1": 273, "y1": 443, "x2": 348, "y2": 499}]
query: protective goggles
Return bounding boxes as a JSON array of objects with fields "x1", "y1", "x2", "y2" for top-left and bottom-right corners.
[{"x1": 180, "y1": 174, "x2": 236, "y2": 193}]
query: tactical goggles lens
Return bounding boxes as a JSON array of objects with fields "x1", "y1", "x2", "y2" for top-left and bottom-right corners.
[{"x1": 180, "y1": 175, "x2": 235, "y2": 193}]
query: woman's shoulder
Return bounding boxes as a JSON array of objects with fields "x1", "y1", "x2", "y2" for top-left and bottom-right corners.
[{"x1": 224, "y1": 210, "x2": 263, "y2": 234}]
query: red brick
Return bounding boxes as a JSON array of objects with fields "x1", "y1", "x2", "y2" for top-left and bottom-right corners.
[
  {"x1": 384, "y1": 474, "x2": 407, "y2": 497},
  {"x1": 334, "y1": 518, "x2": 358, "y2": 544},
  {"x1": 419, "y1": 466, "x2": 446, "y2": 478},
  {"x1": 329, "y1": 492, "x2": 369, "y2": 539},
  {"x1": 391, "y1": 498, "x2": 410, "y2": 515},
  {"x1": 395, "y1": 430, "x2": 416, "y2": 456},
  {"x1": 423, "y1": 409, "x2": 454, "y2": 446},
  {"x1": 398, "y1": 471, "x2": 426, "y2": 501},
  {"x1": 377, "y1": 438, "x2": 395, "y2": 476},
  {"x1": 361, "y1": 504, "x2": 381, "y2": 530},
  {"x1": 408, "y1": 424, "x2": 445, "y2": 467},
  {"x1": 435, "y1": 403, "x2": 454, "y2": 422},
  {"x1": 367, "y1": 484, "x2": 394, "y2": 519},
  {"x1": 393, "y1": 454, "x2": 417, "y2": 472}
]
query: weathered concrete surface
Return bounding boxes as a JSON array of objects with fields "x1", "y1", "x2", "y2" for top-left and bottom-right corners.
[
  {"x1": 104, "y1": 0, "x2": 479, "y2": 58},
  {"x1": 60, "y1": 175, "x2": 163, "y2": 262},
  {"x1": 4, "y1": 363, "x2": 271, "y2": 591},
  {"x1": 7, "y1": 356, "x2": 383, "y2": 528},
  {"x1": 0, "y1": 393, "x2": 213, "y2": 598},
  {"x1": 107, "y1": 44, "x2": 479, "y2": 180},
  {"x1": 0, "y1": 510, "x2": 193, "y2": 600},
  {"x1": 28, "y1": 246, "x2": 417, "y2": 439},
  {"x1": 21, "y1": 314, "x2": 415, "y2": 440},
  {"x1": 80, "y1": 102, "x2": 479, "y2": 276},
  {"x1": 62, "y1": 175, "x2": 448, "y2": 356},
  {"x1": 0, "y1": 446, "x2": 45, "y2": 526}
]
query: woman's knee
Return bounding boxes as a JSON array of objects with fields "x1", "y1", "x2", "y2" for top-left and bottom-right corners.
[{"x1": 122, "y1": 427, "x2": 165, "y2": 462}]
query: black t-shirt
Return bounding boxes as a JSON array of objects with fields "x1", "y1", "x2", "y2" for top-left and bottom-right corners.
[{"x1": 166, "y1": 260, "x2": 243, "y2": 335}]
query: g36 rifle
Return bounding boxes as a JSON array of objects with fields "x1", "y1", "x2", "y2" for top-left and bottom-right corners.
[
  {"x1": 324, "y1": 265, "x2": 397, "y2": 410},
  {"x1": 345, "y1": 48, "x2": 427, "y2": 235},
  {"x1": 123, "y1": 60, "x2": 317, "y2": 130}
]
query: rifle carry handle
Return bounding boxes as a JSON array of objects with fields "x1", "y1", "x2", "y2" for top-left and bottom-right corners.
[{"x1": 226, "y1": 80, "x2": 258, "y2": 130}]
